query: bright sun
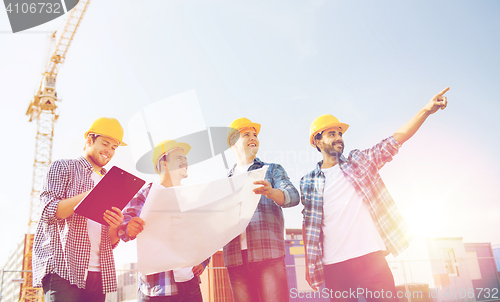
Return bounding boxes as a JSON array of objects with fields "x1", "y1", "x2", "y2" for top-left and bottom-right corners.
[{"x1": 403, "y1": 203, "x2": 448, "y2": 238}]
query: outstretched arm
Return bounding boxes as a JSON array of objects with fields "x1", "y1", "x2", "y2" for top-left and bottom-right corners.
[{"x1": 393, "y1": 87, "x2": 449, "y2": 145}]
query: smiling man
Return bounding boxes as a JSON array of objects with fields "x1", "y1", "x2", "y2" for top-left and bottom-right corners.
[
  {"x1": 119, "y1": 140, "x2": 210, "y2": 302},
  {"x1": 301, "y1": 88, "x2": 450, "y2": 301},
  {"x1": 224, "y1": 117, "x2": 300, "y2": 302},
  {"x1": 32, "y1": 117, "x2": 127, "y2": 302}
]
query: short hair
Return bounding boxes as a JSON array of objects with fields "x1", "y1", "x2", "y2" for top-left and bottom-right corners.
[
  {"x1": 229, "y1": 127, "x2": 257, "y2": 147},
  {"x1": 313, "y1": 128, "x2": 344, "y2": 153},
  {"x1": 314, "y1": 132, "x2": 323, "y2": 152},
  {"x1": 228, "y1": 131, "x2": 240, "y2": 147},
  {"x1": 83, "y1": 133, "x2": 99, "y2": 150},
  {"x1": 156, "y1": 147, "x2": 183, "y2": 173},
  {"x1": 156, "y1": 154, "x2": 169, "y2": 173}
]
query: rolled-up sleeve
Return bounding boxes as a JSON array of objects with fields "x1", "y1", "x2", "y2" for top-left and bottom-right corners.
[
  {"x1": 271, "y1": 164, "x2": 299, "y2": 208},
  {"x1": 39, "y1": 160, "x2": 68, "y2": 225},
  {"x1": 362, "y1": 136, "x2": 401, "y2": 170},
  {"x1": 119, "y1": 186, "x2": 149, "y2": 242},
  {"x1": 202, "y1": 257, "x2": 211, "y2": 269}
]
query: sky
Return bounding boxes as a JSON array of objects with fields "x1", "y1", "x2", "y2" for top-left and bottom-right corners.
[{"x1": 1, "y1": 0, "x2": 499, "y2": 268}]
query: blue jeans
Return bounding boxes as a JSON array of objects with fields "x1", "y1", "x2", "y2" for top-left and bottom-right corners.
[
  {"x1": 42, "y1": 272, "x2": 105, "y2": 302},
  {"x1": 227, "y1": 250, "x2": 289, "y2": 302},
  {"x1": 324, "y1": 251, "x2": 397, "y2": 302}
]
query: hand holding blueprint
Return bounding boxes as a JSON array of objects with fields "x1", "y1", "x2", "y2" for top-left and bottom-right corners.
[{"x1": 137, "y1": 166, "x2": 268, "y2": 275}]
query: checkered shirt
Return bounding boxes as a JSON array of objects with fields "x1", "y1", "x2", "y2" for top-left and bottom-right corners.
[
  {"x1": 32, "y1": 157, "x2": 118, "y2": 293},
  {"x1": 119, "y1": 184, "x2": 210, "y2": 297},
  {"x1": 300, "y1": 136, "x2": 413, "y2": 288},
  {"x1": 223, "y1": 158, "x2": 300, "y2": 267}
]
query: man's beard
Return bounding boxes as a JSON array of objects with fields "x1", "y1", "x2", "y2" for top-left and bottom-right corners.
[{"x1": 324, "y1": 143, "x2": 343, "y2": 159}]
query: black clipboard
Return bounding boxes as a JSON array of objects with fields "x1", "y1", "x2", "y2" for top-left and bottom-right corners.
[{"x1": 74, "y1": 166, "x2": 146, "y2": 225}]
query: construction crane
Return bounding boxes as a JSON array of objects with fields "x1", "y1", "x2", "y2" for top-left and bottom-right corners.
[{"x1": 21, "y1": 1, "x2": 91, "y2": 301}]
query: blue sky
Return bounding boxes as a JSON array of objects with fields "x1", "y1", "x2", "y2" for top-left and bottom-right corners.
[{"x1": 1, "y1": 0, "x2": 499, "y2": 267}]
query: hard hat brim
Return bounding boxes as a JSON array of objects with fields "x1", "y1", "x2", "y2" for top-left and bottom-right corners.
[
  {"x1": 310, "y1": 122, "x2": 349, "y2": 147},
  {"x1": 152, "y1": 141, "x2": 191, "y2": 174},
  {"x1": 85, "y1": 131, "x2": 127, "y2": 146},
  {"x1": 227, "y1": 122, "x2": 261, "y2": 146},
  {"x1": 233, "y1": 122, "x2": 261, "y2": 135}
]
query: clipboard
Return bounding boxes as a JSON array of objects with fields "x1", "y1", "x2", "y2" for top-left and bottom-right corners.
[{"x1": 74, "y1": 166, "x2": 146, "y2": 225}]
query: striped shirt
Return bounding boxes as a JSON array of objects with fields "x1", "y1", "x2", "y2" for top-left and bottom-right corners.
[
  {"x1": 32, "y1": 157, "x2": 118, "y2": 293},
  {"x1": 300, "y1": 136, "x2": 413, "y2": 288},
  {"x1": 119, "y1": 184, "x2": 210, "y2": 297},
  {"x1": 223, "y1": 158, "x2": 300, "y2": 267}
]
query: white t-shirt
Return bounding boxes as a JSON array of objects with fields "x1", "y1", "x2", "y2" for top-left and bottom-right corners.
[
  {"x1": 321, "y1": 164, "x2": 386, "y2": 265},
  {"x1": 173, "y1": 267, "x2": 195, "y2": 282},
  {"x1": 87, "y1": 171, "x2": 103, "y2": 272},
  {"x1": 233, "y1": 163, "x2": 253, "y2": 250}
]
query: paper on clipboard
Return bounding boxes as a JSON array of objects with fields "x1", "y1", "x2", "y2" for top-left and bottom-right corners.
[{"x1": 74, "y1": 166, "x2": 146, "y2": 225}]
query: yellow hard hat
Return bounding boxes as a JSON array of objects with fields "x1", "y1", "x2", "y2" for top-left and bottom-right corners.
[
  {"x1": 309, "y1": 114, "x2": 349, "y2": 147},
  {"x1": 227, "y1": 117, "x2": 261, "y2": 146},
  {"x1": 152, "y1": 140, "x2": 191, "y2": 174},
  {"x1": 84, "y1": 117, "x2": 127, "y2": 146}
]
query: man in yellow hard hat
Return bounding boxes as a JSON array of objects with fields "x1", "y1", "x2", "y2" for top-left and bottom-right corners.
[
  {"x1": 224, "y1": 117, "x2": 300, "y2": 302},
  {"x1": 119, "y1": 140, "x2": 210, "y2": 302},
  {"x1": 32, "y1": 117, "x2": 127, "y2": 302},
  {"x1": 301, "y1": 88, "x2": 450, "y2": 301}
]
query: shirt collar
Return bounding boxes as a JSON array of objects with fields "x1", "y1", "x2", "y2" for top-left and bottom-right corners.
[
  {"x1": 252, "y1": 157, "x2": 264, "y2": 167},
  {"x1": 77, "y1": 156, "x2": 107, "y2": 175},
  {"x1": 314, "y1": 154, "x2": 347, "y2": 176},
  {"x1": 228, "y1": 157, "x2": 263, "y2": 176}
]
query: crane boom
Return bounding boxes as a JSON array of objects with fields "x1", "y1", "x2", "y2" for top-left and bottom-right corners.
[{"x1": 21, "y1": 1, "x2": 91, "y2": 301}]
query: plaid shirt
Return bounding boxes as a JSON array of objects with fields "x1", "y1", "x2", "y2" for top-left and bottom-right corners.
[
  {"x1": 300, "y1": 136, "x2": 413, "y2": 288},
  {"x1": 32, "y1": 157, "x2": 118, "y2": 293},
  {"x1": 119, "y1": 184, "x2": 210, "y2": 297},
  {"x1": 223, "y1": 158, "x2": 300, "y2": 267}
]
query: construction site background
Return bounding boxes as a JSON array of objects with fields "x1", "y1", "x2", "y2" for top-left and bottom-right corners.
[{"x1": 2, "y1": 237, "x2": 500, "y2": 302}]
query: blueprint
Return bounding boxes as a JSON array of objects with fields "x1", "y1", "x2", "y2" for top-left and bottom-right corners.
[{"x1": 137, "y1": 166, "x2": 268, "y2": 275}]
